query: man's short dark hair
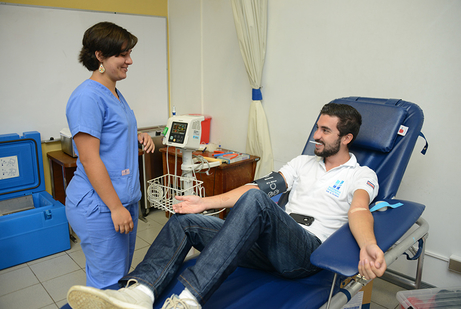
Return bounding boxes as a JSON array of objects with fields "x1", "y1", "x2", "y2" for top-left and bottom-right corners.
[{"x1": 320, "y1": 103, "x2": 362, "y2": 147}]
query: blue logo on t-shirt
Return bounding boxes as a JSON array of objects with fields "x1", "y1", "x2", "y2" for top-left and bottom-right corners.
[{"x1": 327, "y1": 180, "x2": 344, "y2": 198}]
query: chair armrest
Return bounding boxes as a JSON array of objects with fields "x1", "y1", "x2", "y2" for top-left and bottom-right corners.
[{"x1": 311, "y1": 199, "x2": 426, "y2": 277}]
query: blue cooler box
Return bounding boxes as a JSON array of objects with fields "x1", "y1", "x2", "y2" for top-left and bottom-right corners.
[{"x1": 0, "y1": 131, "x2": 71, "y2": 270}]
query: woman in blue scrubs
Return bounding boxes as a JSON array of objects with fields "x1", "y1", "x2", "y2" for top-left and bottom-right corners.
[{"x1": 65, "y1": 22, "x2": 155, "y2": 288}]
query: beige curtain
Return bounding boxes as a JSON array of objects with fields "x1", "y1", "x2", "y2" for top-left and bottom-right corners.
[{"x1": 232, "y1": 0, "x2": 273, "y2": 179}]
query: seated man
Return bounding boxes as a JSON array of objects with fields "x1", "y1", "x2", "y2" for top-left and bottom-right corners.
[{"x1": 67, "y1": 103, "x2": 387, "y2": 309}]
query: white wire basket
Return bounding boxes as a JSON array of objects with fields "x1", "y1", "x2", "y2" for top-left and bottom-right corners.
[{"x1": 147, "y1": 174, "x2": 205, "y2": 214}]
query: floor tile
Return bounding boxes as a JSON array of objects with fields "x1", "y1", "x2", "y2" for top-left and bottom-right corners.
[
  {"x1": 0, "y1": 265, "x2": 39, "y2": 297},
  {"x1": 371, "y1": 278, "x2": 406, "y2": 309},
  {"x1": 0, "y1": 283, "x2": 54, "y2": 309},
  {"x1": 42, "y1": 269, "x2": 86, "y2": 303},
  {"x1": 136, "y1": 221, "x2": 163, "y2": 244},
  {"x1": 131, "y1": 246, "x2": 150, "y2": 270},
  {"x1": 29, "y1": 254, "x2": 80, "y2": 282},
  {"x1": 27, "y1": 252, "x2": 67, "y2": 266},
  {"x1": 370, "y1": 302, "x2": 388, "y2": 309},
  {"x1": 67, "y1": 249, "x2": 86, "y2": 269},
  {"x1": 56, "y1": 298, "x2": 69, "y2": 308},
  {"x1": 149, "y1": 209, "x2": 170, "y2": 225},
  {"x1": 139, "y1": 210, "x2": 169, "y2": 227},
  {"x1": 0, "y1": 263, "x2": 28, "y2": 276},
  {"x1": 135, "y1": 235, "x2": 150, "y2": 251},
  {"x1": 137, "y1": 217, "x2": 150, "y2": 231}
]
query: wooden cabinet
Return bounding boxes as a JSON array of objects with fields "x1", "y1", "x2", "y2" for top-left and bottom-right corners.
[{"x1": 47, "y1": 150, "x2": 77, "y2": 205}]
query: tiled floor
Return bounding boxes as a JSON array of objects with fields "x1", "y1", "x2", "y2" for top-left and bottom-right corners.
[
  {"x1": 371, "y1": 278, "x2": 406, "y2": 309},
  {"x1": 0, "y1": 209, "x2": 405, "y2": 309}
]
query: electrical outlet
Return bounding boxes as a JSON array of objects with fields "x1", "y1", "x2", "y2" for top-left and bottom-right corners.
[{"x1": 449, "y1": 255, "x2": 461, "y2": 274}]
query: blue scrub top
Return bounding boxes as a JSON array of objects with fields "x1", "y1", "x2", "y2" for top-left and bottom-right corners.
[{"x1": 65, "y1": 79, "x2": 141, "y2": 211}]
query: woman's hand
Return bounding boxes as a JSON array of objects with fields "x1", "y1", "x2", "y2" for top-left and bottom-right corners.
[
  {"x1": 138, "y1": 132, "x2": 155, "y2": 153},
  {"x1": 111, "y1": 206, "x2": 134, "y2": 234}
]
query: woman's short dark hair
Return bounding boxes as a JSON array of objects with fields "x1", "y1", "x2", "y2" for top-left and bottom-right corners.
[
  {"x1": 79, "y1": 22, "x2": 138, "y2": 71},
  {"x1": 320, "y1": 103, "x2": 362, "y2": 147}
]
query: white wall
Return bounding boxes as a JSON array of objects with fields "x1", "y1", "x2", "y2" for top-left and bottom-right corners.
[
  {"x1": 169, "y1": 0, "x2": 461, "y2": 287},
  {"x1": 168, "y1": 0, "x2": 202, "y2": 115},
  {"x1": 0, "y1": 4, "x2": 169, "y2": 139},
  {"x1": 169, "y1": 0, "x2": 250, "y2": 150}
]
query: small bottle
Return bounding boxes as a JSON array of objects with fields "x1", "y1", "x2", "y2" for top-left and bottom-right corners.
[{"x1": 172, "y1": 106, "x2": 176, "y2": 116}]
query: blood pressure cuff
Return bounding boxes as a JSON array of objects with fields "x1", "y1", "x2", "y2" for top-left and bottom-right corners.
[{"x1": 253, "y1": 171, "x2": 286, "y2": 198}]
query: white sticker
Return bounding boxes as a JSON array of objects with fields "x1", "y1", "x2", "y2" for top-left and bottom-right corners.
[
  {"x1": 193, "y1": 129, "x2": 200, "y2": 140},
  {"x1": 1, "y1": 156, "x2": 20, "y2": 180},
  {"x1": 398, "y1": 125, "x2": 408, "y2": 136}
]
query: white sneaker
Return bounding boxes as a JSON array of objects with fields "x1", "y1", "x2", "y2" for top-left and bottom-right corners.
[
  {"x1": 67, "y1": 279, "x2": 152, "y2": 309},
  {"x1": 161, "y1": 294, "x2": 201, "y2": 309}
]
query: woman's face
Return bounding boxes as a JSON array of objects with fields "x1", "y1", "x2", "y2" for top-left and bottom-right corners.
[{"x1": 100, "y1": 50, "x2": 133, "y2": 82}]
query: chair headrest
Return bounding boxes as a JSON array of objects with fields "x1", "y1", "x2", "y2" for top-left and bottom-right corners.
[{"x1": 344, "y1": 101, "x2": 407, "y2": 153}]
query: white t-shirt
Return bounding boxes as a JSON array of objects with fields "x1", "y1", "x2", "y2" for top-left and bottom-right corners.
[{"x1": 279, "y1": 153, "x2": 378, "y2": 242}]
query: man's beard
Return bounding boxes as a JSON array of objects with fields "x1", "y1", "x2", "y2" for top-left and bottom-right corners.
[{"x1": 314, "y1": 137, "x2": 341, "y2": 158}]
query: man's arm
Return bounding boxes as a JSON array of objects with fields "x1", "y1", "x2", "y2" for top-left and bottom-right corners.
[
  {"x1": 173, "y1": 171, "x2": 288, "y2": 214},
  {"x1": 348, "y1": 189, "x2": 387, "y2": 279},
  {"x1": 173, "y1": 185, "x2": 258, "y2": 214}
]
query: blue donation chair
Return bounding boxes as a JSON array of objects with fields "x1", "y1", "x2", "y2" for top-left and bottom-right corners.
[{"x1": 62, "y1": 97, "x2": 429, "y2": 309}]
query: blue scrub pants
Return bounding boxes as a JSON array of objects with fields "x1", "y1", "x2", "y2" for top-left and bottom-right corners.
[
  {"x1": 66, "y1": 200, "x2": 138, "y2": 288},
  {"x1": 120, "y1": 189, "x2": 321, "y2": 305}
]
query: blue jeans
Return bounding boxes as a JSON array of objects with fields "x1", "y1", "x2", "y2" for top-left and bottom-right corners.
[{"x1": 121, "y1": 189, "x2": 321, "y2": 305}]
